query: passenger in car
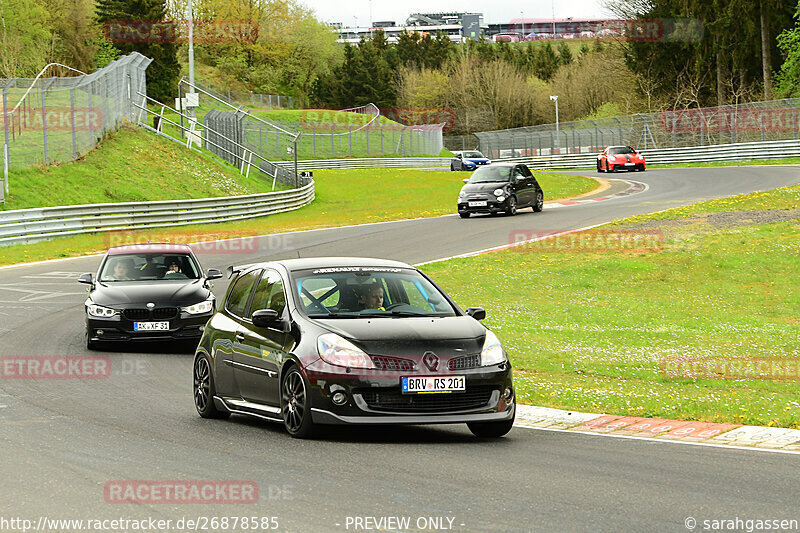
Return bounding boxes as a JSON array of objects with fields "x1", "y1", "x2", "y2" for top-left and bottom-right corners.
[{"x1": 110, "y1": 259, "x2": 135, "y2": 280}]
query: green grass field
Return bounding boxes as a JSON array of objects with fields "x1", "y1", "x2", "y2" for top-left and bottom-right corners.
[
  {"x1": 0, "y1": 169, "x2": 598, "y2": 265},
  {"x1": 1, "y1": 124, "x2": 282, "y2": 211},
  {"x1": 421, "y1": 184, "x2": 800, "y2": 428}
]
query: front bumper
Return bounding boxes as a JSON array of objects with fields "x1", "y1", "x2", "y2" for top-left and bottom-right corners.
[
  {"x1": 86, "y1": 313, "x2": 210, "y2": 343},
  {"x1": 304, "y1": 359, "x2": 515, "y2": 425},
  {"x1": 457, "y1": 197, "x2": 511, "y2": 214}
]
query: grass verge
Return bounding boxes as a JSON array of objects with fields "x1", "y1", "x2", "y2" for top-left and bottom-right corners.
[
  {"x1": 0, "y1": 170, "x2": 597, "y2": 266},
  {"x1": 1, "y1": 124, "x2": 281, "y2": 211},
  {"x1": 421, "y1": 184, "x2": 800, "y2": 428}
]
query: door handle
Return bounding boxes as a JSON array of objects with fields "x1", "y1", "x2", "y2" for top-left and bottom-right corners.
[{"x1": 235, "y1": 333, "x2": 245, "y2": 342}]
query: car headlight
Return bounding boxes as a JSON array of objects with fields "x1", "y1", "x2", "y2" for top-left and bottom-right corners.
[
  {"x1": 497, "y1": 196, "x2": 505, "y2": 202},
  {"x1": 87, "y1": 304, "x2": 117, "y2": 318},
  {"x1": 481, "y1": 330, "x2": 507, "y2": 366},
  {"x1": 317, "y1": 333, "x2": 374, "y2": 369},
  {"x1": 493, "y1": 189, "x2": 504, "y2": 196},
  {"x1": 182, "y1": 299, "x2": 214, "y2": 315}
]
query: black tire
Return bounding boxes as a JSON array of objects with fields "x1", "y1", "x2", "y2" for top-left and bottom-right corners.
[
  {"x1": 281, "y1": 366, "x2": 316, "y2": 438},
  {"x1": 450, "y1": 164, "x2": 455, "y2": 171},
  {"x1": 640, "y1": 165, "x2": 646, "y2": 172},
  {"x1": 597, "y1": 161, "x2": 603, "y2": 173},
  {"x1": 532, "y1": 191, "x2": 544, "y2": 212},
  {"x1": 193, "y1": 353, "x2": 230, "y2": 419},
  {"x1": 505, "y1": 196, "x2": 517, "y2": 216},
  {"x1": 467, "y1": 415, "x2": 515, "y2": 438},
  {"x1": 459, "y1": 212, "x2": 470, "y2": 218}
]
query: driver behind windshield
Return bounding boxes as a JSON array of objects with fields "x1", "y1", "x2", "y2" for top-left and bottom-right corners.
[{"x1": 359, "y1": 283, "x2": 385, "y2": 310}]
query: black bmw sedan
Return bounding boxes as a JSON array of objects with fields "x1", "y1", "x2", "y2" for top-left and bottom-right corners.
[
  {"x1": 193, "y1": 257, "x2": 516, "y2": 439},
  {"x1": 79, "y1": 244, "x2": 222, "y2": 349},
  {"x1": 457, "y1": 162, "x2": 544, "y2": 217}
]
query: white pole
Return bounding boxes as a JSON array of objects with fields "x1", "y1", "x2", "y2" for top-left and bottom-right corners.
[
  {"x1": 188, "y1": 0, "x2": 195, "y2": 121},
  {"x1": 550, "y1": 95, "x2": 559, "y2": 150}
]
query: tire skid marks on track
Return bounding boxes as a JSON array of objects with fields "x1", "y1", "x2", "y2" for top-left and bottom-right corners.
[{"x1": 544, "y1": 179, "x2": 648, "y2": 209}]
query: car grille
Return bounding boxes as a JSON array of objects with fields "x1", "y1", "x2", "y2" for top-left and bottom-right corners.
[
  {"x1": 371, "y1": 355, "x2": 415, "y2": 371},
  {"x1": 358, "y1": 386, "x2": 495, "y2": 412},
  {"x1": 448, "y1": 354, "x2": 481, "y2": 371},
  {"x1": 153, "y1": 307, "x2": 178, "y2": 319},
  {"x1": 123, "y1": 307, "x2": 178, "y2": 320}
]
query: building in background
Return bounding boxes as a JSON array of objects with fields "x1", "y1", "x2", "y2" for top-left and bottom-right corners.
[{"x1": 332, "y1": 13, "x2": 617, "y2": 44}]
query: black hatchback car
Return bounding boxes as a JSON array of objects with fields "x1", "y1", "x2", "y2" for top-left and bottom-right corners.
[
  {"x1": 457, "y1": 163, "x2": 544, "y2": 217},
  {"x1": 79, "y1": 244, "x2": 223, "y2": 349},
  {"x1": 192, "y1": 257, "x2": 516, "y2": 439}
]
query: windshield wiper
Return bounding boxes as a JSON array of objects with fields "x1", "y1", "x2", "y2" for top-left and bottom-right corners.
[{"x1": 306, "y1": 312, "x2": 361, "y2": 318}]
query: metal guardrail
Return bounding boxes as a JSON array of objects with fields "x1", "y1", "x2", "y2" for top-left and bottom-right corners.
[
  {"x1": 276, "y1": 157, "x2": 451, "y2": 171},
  {"x1": 495, "y1": 139, "x2": 800, "y2": 169},
  {"x1": 0, "y1": 182, "x2": 314, "y2": 247}
]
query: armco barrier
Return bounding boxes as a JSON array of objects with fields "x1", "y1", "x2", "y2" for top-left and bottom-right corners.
[
  {"x1": 0, "y1": 182, "x2": 314, "y2": 247},
  {"x1": 274, "y1": 139, "x2": 800, "y2": 171},
  {"x1": 276, "y1": 157, "x2": 451, "y2": 171},
  {"x1": 495, "y1": 139, "x2": 800, "y2": 169}
]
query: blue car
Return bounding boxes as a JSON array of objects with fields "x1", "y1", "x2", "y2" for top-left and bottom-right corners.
[{"x1": 451, "y1": 150, "x2": 491, "y2": 171}]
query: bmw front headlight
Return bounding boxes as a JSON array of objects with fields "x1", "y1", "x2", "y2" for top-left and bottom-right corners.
[
  {"x1": 87, "y1": 304, "x2": 117, "y2": 318},
  {"x1": 182, "y1": 298, "x2": 214, "y2": 315},
  {"x1": 481, "y1": 330, "x2": 507, "y2": 366}
]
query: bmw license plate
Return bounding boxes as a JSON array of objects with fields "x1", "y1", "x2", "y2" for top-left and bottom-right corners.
[
  {"x1": 468, "y1": 201, "x2": 487, "y2": 207},
  {"x1": 402, "y1": 376, "x2": 465, "y2": 394},
  {"x1": 134, "y1": 321, "x2": 169, "y2": 331}
]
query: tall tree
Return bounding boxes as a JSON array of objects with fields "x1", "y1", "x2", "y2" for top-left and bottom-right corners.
[{"x1": 97, "y1": 0, "x2": 180, "y2": 102}]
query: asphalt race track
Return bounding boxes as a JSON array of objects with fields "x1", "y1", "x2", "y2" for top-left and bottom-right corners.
[{"x1": 1, "y1": 166, "x2": 799, "y2": 532}]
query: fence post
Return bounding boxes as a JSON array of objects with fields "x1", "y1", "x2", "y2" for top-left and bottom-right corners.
[
  {"x1": 70, "y1": 88, "x2": 78, "y2": 159},
  {"x1": 349, "y1": 128, "x2": 352, "y2": 156},
  {"x1": 41, "y1": 85, "x2": 49, "y2": 165},
  {"x1": 760, "y1": 109, "x2": 765, "y2": 141},
  {"x1": 2, "y1": 80, "x2": 11, "y2": 198},
  {"x1": 788, "y1": 99, "x2": 797, "y2": 140},
  {"x1": 613, "y1": 117, "x2": 623, "y2": 145}
]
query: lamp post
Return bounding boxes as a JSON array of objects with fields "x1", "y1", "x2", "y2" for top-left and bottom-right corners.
[
  {"x1": 188, "y1": 0, "x2": 195, "y2": 121},
  {"x1": 550, "y1": 95, "x2": 559, "y2": 151}
]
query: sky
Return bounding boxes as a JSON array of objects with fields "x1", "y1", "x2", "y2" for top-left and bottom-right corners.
[{"x1": 300, "y1": 0, "x2": 611, "y2": 26}]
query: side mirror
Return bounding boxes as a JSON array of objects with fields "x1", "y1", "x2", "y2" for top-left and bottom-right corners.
[
  {"x1": 462, "y1": 178, "x2": 469, "y2": 184},
  {"x1": 206, "y1": 268, "x2": 223, "y2": 280},
  {"x1": 252, "y1": 309, "x2": 282, "y2": 328},
  {"x1": 465, "y1": 307, "x2": 486, "y2": 320},
  {"x1": 78, "y1": 273, "x2": 94, "y2": 285}
]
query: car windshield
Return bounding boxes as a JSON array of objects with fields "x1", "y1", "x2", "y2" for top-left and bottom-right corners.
[
  {"x1": 468, "y1": 165, "x2": 511, "y2": 183},
  {"x1": 291, "y1": 267, "x2": 457, "y2": 318},
  {"x1": 463, "y1": 151, "x2": 484, "y2": 158},
  {"x1": 609, "y1": 146, "x2": 636, "y2": 155},
  {"x1": 99, "y1": 253, "x2": 201, "y2": 282}
]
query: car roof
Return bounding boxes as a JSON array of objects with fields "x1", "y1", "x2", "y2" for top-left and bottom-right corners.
[
  {"x1": 233, "y1": 257, "x2": 413, "y2": 275},
  {"x1": 481, "y1": 162, "x2": 519, "y2": 168},
  {"x1": 107, "y1": 243, "x2": 193, "y2": 255}
]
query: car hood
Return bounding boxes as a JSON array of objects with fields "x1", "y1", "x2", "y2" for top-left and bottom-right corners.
[
  {"x1": 90, "y1": 280, "x2": 210, "y2": 307},
  {"x1": 313, "y1": 316, "x2": 486, "y2": 357},
  {"x1": 461, "y1": 182, "x2": 509, "y2": 194},
  {"x1": 465, "y1": 158, "x2": 489, "y2": 163}
]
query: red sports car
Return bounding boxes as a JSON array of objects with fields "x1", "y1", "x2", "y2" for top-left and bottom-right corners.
[{"x1": 597, "y1": 145, "x2": 646, "y2": 172}]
